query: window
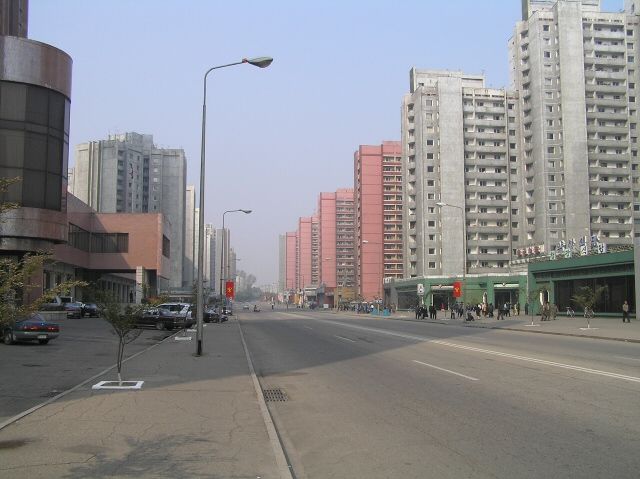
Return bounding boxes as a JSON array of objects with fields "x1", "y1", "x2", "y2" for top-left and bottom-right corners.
[
  {"x1": 162, "y1": 235, "x2": 171, "y2": 258},
  {"x1": 91, "y1": 233, "x2": 129, "y2": 253},
  {"x1": 428, "y1": 262, "x2": 436, "y2": 269}
]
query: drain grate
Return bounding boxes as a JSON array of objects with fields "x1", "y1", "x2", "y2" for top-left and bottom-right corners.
[{"x1": 263, "y1": 388, "x2": 288, "y2": 402}]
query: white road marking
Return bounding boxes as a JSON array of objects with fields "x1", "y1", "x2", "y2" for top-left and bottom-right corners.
[
  {"x1": 314, "y1": 319, "x2": 640, "y2": 384},
  {"x1": 335, "y1": 335, "x2": 356, "y2": 342},
  {"x1": 616, "y1": 356, "x2": 640, "y2": 362},
  {"x1": 413, "y1": 360, "x2": 479, "y2": 381},
  {"x1": 303, "y1": 326, "x2": 313, "y2": 330}
]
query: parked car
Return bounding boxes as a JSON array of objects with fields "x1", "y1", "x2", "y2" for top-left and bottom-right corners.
[
  {"x1": 135, "y1": 308, "x2": 178, "y2": 331},
  {"x1": 156, "y1": 303, "x2": 195, "y2": 329},
  {"x1": 82, "y1": 303, "x2": 100, "y2": 317},
  {"x1": 2, "y1": 313, "x2": 60, "y2": 345},
  {"x1": 64, "y1": 302, "x2": 84, "y2": 318}
]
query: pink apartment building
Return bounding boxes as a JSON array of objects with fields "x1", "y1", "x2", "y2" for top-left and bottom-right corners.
[
  {"x1": 285, "y1": 231, "x2": 297, "y2": 291},
  {"x1": 297, "y1": 217, "x2": 313, "y2": 289},
  {"x1": 355, "y1": 141, "x2": 403, "y2": 301}
]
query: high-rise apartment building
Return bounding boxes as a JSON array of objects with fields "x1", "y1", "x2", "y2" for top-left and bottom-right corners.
[
  {"x1": 71, "y1": 132, "x2": 187, "y2": 288},
  {"x1": 285, "y1": 231, "x2": 297, "y2": 291},
  {"x1": 355, "y1": 142, "x2": 403, "y2": 301},
  {"x1": 335, "y1": 188, "x2": 356, "y2": 298},
  {"x1": 183, "y1": 185, "x2": 196, "y2": 287},
  {"x1": 278, "y1": 234, "x2": 286, "y2": 293},
  {"x1": 402, "y1": 70, "x2": 521, "y2": 279},
  {"x1": 510, "y1": 0, "x2": 640, "y2": 248},
  {"x1": 297, "y1": 217, "x2": 313, "y2": 289}
]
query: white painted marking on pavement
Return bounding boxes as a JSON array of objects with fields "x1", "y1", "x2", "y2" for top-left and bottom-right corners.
[
  {"x1": 413, "y1": 360, "x2": 479, "y2": 381},
  {"x1": 303, "y1": 326, "x2": 313, "y2": 330},
  {"x1": 616, "y1": 356, "x2": 640, "y2": 362},
  {"x1": 335, "y1": 335, "x2": 356, "y2": 342},
  {"x1": 313, "y1": 319, "x2": 640, "y2": 385}
]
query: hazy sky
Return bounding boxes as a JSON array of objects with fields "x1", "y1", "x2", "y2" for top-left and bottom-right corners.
[{"x1": 30, "y1": 0, "x2": 621, "y2": 285}]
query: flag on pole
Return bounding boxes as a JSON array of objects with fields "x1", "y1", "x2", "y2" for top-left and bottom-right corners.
[
  {"x1": 453, "y1": 281, "x2": 462, "y2": 298},
  {"x1": 225, "y1": 281, "x2": 235, "y2": 299}
]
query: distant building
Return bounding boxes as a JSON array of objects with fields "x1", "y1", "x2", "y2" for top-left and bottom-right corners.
[
  {"x1": 354, "y1": 142, "x2": 403, "y2": 301},
  {"x1": 183, "y1": 185, "x2": 196, "y2": 287},
  {"x1": 71, "y1": 132, "x2": 187, "y2": 289}
]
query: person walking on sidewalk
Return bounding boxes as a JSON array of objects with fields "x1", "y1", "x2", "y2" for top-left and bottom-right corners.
[{"x1": 622, "y1": 300, "x2": 630, "y2": 323}]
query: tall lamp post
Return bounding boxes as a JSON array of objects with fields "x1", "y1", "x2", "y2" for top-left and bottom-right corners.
[
  {"x1": 436, "y1": 201, "x2": 466, "y2": 305},
  {"x1": 196, "y1": 56, "x2": 272, "y2": 356},
  {"x1": 220, "y1": 209, "x2": 252, "y2": 303}
]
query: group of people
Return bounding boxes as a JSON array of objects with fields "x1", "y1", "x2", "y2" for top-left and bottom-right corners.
[{"x1": 414, "y1": 301, "x2": 522, "y2": 321}]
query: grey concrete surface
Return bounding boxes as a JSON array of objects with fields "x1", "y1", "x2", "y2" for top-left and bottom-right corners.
[
  {"x1": 241, "y1": 309, "x2": 640, "y2": 479},
  {"x1": 0, "y1": 321, "x2": 281, "y2": 479},
  {"x1": 0, "y1": 317, "x2": 173, "y2": 423}
]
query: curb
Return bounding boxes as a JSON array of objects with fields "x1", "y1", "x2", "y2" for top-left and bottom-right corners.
[{"x1": 379, "y1": 315, "x2": 640, "y2": 344}]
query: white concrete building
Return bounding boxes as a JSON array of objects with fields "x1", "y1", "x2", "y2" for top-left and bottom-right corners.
[
  {"x1": 510, "y1": 0, "x2": 640, "y2": 248},
  {"x1": 71, "y1": 132, "x2": 187, "y2": 288},
  {"x1": 402, "y1": 70, "x2": 522, "y2": 279}
]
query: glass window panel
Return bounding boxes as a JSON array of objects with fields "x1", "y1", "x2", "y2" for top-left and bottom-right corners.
[
  {"x1": 21, "y1": 169, "x2": 45, "y2": 208},
  {"x1": 24, "y1": 132, "x2": 47, "y2": 171},
  {"x1": 48, "y1": 92, "x2": 65, "y2": 132},
  {"x1": 0, "y1": 167, "x2": 23, "y2": 204},
  {"x1": 0, "y1": 82, "x2": 26, "y2": 121},
  {"x1": 25, "y1": 85, "x2": 48, "y2": 126},
  {"x1": 46, "y1": 136, "x2": 61, "y2": 174},
  {"x1": 64, "y1": 99, "x2": 70, "y2": 135},
  {"x1": 62, "y1": 140, "x2": 69, "y2": 177},
  {"x1": 0, "y1": 129, "x2": 25, "y2": 168},
  {"x1": 45, "y1": 173, "x2": 61, "y2": 210}
]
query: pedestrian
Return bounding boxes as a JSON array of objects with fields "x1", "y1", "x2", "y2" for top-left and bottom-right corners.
[
  {"x1": 515, "y1": 303, "x2": 520, "y2": 315},
  {"x1": 524, "y1": 302, "x2": 529, "y2": 315},
  {"x1": 450, "y1": 304, "x2": 455, "y2": 319},
  {"x1": 496, "y1": 305, "x2": 504, "y2": 320},
  {"x1": 622, "y1": 300, "x2": 630, "y2": 323},
  {"x1": 415, "y1": 305, "x2": 420, "y2": 319},
  {"x1": 550, "y1": 302, "x2": 558, "y2": 320},
  {"x1": 541, "y1": 301, "x2": 550, "y2": 321}
]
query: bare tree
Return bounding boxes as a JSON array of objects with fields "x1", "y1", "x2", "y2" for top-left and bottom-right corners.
[{"x1": 96, "y1": 291, "x2": 143, "y2": 385}]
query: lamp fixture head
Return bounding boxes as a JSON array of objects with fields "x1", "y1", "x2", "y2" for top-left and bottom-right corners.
[{"x1": 243, "y1": 57, "x2": 273, "y2": 68}]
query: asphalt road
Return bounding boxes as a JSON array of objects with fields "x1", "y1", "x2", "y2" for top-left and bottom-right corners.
[
  {"x1": 0, "y1": 316, "x2": 173, "y2": 423},
  {"x1": 240, "y1": 309, "x2": 640, "y2": 479}
]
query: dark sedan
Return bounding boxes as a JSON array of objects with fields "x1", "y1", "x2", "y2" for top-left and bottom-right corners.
[
  {"x1": 135, "y1": 308, "x2": 186, "y2": 331},
  {"x1": 64, "y1": 302, "x2": 83, "y2": 319},
  {"x1": 2, "y1": 313, "x2": 60, "y2": 345},
  {"x1": 82, "y1": 303, "x2": 100, "y2": 317}
]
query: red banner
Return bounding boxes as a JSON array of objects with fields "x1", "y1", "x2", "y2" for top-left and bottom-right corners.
[
  {"x1": 225, "y1": 281, "x2": 235, "y2": 299},
  {"x1": 452, "y1": 281, "x2": 462, "y2": 298}
]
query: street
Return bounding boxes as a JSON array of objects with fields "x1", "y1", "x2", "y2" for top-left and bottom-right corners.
[
  {"x1": 0, "y1": 317, "x2": 172, "y2": 424},
  {"x1": 240, "y1": 309, "x2": 640, "y2": 479}
]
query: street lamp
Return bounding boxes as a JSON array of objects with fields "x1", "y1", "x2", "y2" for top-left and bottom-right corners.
[
  {"x1": 436, "y1": 201, "x2": 466, "y2": 306},
  {"x1": 220, "y1": 209, "x2": 252, "y2": 303},
  {"x1": 196, "y1": 57, "x2": 272, "y2": 357}
]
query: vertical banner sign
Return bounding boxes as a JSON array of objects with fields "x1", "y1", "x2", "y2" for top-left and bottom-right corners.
[
  {"x1": 225, "y1": 281, "x2": 235, "y2": 299},
  {"x1": 452, "y1": 281, "x2": 462, "y2": 298}
]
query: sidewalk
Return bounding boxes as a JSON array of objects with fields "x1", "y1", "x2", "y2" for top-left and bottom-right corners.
[
  {"x1": 0, "y1": 322, "x2": 283, "y2": 479},
  {"x1": 388, "y1": 310, "x2": 640, "y2": 343}
]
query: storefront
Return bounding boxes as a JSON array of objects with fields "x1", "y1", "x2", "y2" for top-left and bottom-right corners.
[
  {"x1": 387, "y1": 274, "x2": 527, "y2": 311},
  {"x1": 528, "y1": 250, "x2": 635, "y2": 317}
]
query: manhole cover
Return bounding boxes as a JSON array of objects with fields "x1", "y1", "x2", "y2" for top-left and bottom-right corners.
[{"x1": 263, "y1": 388, "x2": 288, "y2": 402}]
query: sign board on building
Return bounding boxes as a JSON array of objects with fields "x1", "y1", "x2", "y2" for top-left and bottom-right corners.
[{"x1": 417, "y1": 283, "x2": 424, "y2": 295}]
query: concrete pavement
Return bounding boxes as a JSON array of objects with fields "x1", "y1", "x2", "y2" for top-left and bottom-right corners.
[{"x1": 0, "y1": 320, "x2": 285, "y2": 479}]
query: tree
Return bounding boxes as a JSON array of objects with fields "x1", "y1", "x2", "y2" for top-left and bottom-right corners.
[
  {"x1": 0, "y1": 178, "x2": 86, "y2": 327},
  {"x1": 95, "y1": 290, "x2": 143, "y2": 385},
  {"x1": 526, "y1": 286, "x2": 548, "y2": 322},
  {"x1": 571, "y1": 285, "x2": 607, "y2": 314}
]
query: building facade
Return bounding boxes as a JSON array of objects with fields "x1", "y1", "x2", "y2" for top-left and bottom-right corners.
[
  {"x1": 509, "y1": 0, "x2": 640, "y2": 249},
  {"x1": 402, "y1": 70, "x2": 522, "y2": 284},
  {"x1": 183, "y1": 185, "x2": 195, "y2": 287},
  {"x1": 354, "y1": 141, "x2": 403, "y2": 301},
  {"x1": 71, "y1": 132, "x2": 187, "y2": 289},
  {"x1": 0, "y1": 0, "x2": 72, "y2": 255}
]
